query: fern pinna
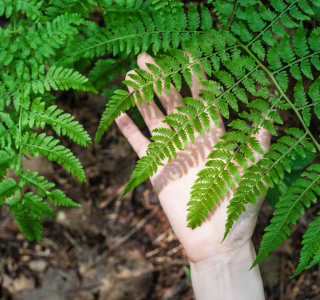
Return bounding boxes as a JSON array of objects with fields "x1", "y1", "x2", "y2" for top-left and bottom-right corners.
[{"x1": 1, "y1": 0, "x2": 320, "y2": 276}]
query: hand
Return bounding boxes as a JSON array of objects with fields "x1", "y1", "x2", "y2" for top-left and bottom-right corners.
[{"x1": 116, "y1": 53, "x2": 270, "y2": 299}]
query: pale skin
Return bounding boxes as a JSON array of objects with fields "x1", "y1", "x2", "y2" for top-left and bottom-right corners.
[{"x1": 116, "y1": 53, "x2": 270, "y2": 299}]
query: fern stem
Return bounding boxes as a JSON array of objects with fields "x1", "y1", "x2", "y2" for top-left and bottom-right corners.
[
  {"x1": 238, "y1": 40, "x2": 320, "y2": 153},
  {"x1": 18, "y1": 79, "x2": 24, "y2": 192},
  {"x1": 225, "y1": 0, "x2": 240, "y2": 31},
  {"x1": 271, "y1": 51, "x2": 320, "y2": 75},
  {"x1": 298, "y1": 102, "x2": 320, "y2": 111},
  {"x1": 97, "y1": 0, "x2": 108, "y2": 28},
  {"x1": 246, "y1": 0, "x2": 298, "y2": 47}
]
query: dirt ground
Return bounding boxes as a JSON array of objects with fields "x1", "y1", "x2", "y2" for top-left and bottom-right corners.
[{"x1": 0, "y1": 85, "x2": 320, "y2": 300}]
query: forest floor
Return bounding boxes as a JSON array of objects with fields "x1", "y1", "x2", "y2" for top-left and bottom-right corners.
[{"x1": 1, "y1": 86, "x2": 320, "y2": 300}]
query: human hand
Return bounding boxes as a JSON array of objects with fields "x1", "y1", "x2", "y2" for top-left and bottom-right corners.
[{"x1": 116, "y1": 52, "x2": 269, "y2": 299}]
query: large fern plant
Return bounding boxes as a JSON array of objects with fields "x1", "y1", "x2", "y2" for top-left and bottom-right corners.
[{"x1": 1, "y1": 0, "x2": 320, "y2": 277}]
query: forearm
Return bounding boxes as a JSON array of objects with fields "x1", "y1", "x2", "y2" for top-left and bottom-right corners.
[{"x1": 189, "y1": 241, "x2": 265, "y2": 300}]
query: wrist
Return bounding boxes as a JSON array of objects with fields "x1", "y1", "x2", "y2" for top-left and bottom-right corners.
[{"x1": 189, "y1": 241, "x2": 265, "y2": 300}]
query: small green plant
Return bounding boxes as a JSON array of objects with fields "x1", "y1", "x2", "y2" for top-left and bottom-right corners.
[
  {"x1": 183, "y1": 265, "x2": 193, "y2": 287},
  {"x1": 1, "y1": 0, "x2": 320, "y2": 277}
]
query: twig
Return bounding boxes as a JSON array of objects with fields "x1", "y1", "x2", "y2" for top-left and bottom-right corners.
[
  {"x1": 163, "y1": 278, "x2": 190, "y2": 300},
  {"x1": 62, "y1": 230, "x2": 84, "y2": 256},
  {"x1": 91, "y1": 207, "x2": 158, "y2": 268},
  {"x1": 66, "y1": 259, "x2": 189, "y2": 293}
]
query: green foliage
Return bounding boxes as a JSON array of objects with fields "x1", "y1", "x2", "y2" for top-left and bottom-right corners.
[
  {"x1": 0, "y1": 0, "x2": 98, "y2": 241},
  {"x1": 251, "y1": 164, "x2": 320, "y2": 270},
  {"x1": 1, "y1": 0, "x2": 320, "y2": 278},
  {"x1": 266, "y1": 150, "x2": 319, "y2": 208}
]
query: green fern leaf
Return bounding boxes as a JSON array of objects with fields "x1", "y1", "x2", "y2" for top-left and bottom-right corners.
[
  {"x1": 276, "y1": 71, "x2": 289, "y2": 92},
  {"x1": 267, "y1": 46, "x2": 282, "y2": 70},
  {"x1": 289, "y1": 5, "x2": 310, "y2": 21},
  {"x1": 224, "y1": 129, "x2": 314, "y2": 241},
  {"x1": 27, "y1": 98, "x2": 91, "y2": 146},
  {"x1": 293, "y1": 212, "x2": 320, "y2": 276},
  {"x1": 311, "y1": 56, "x2": 320, "y2": 71},
  {"x1": 300, "y1": 59, "x2": 313, "y2": 79},
  {"x1": 95, "y1": 89, "x2": 133, "y2": 145},
  {"x1": 252, "y1": 164, "x2": 320, "y2": 270},
  {"x1": 47, "y1": 189, "x2": 81, "y2": 207},
  {"x1": 293, "y1": 24, "x2": 310, "y2": 57},
  {"x1": 0, "y1": 178, "x2": 19, "y2": 205},
  {"x1": 21, "y1": 132, "x2": 86, "y2": 182},
  {"x1": 302, "y1": 108, "x2": 311, "y2": 126},
  {"x1": 22, "y1": 192, "x2": 55, "y2": 217},
  {"x1": 293, "y1": 80, "x2": 308, "y2": 107},
  {"x1": 19, "y1": 171, "x2": 55, "y2": 197},
  {"x1": 11, "y1": 202, "x2": 43, "y2": 242},
  {"x1": 188, "y1": 3, "x2": 200, "y2": 31},
  {"x1": 251, "y1": 40, "x2": 265, "y2": 60},
  {"x1": 26, "y1": 66, "x2": 97, "y2": 95}
]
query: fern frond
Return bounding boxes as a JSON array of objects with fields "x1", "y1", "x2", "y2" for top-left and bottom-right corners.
[
  {"x1": 293, "y1": 211, "x2": 320, "y2": 276},
  {"x1": 21, "y1": 192, "x2": 55, "y2": 217},
  {"x1": 95, "y1": 89, "x2": 134, "y2": 145},
  {"x1": 45, "y1": 0, "x2": 93, "y2": 19},
  {"x1": 102, "y1": 0, "x2": 183, "y2": 28},
  {"x1": 25, "y1": 66, "x2": 97, "y2": 95},
  {"x1": 209, "y1": 0, "x2": 235, "y2": 27},
  {"x1": 47, "y1": 188, "x2": 81, "y2": 207},
  {"x1": 88, "y1": 58, "x2": 125, "y2": 90},
  {"x1": 25, "y1": 13, "x2": 83, "y2": 63},
  {"x1": 58, "y1": 6, "x2": 196, "y2": 65},
  {"x1": 225, "y1": 128, "x2": 315, "y2": 241},
  {"x1": 0, "y1": 0, "x2": 43, "y2": 20},
  {"x1": 26, "y1": 97, "x2": 91, "y2": 146},
  {"x1": 21, "y1": 132, "x2": 86, "y2": 182},
  {"x1": 187, "y1": 95, "x2": 283, "y2": 228},
  {"x1": 7, "y1": 197, "x2": 43, "y2": 242},
  {"x1": 252, "y1": 164, "x2": 320, "y2": 270},
  {"x1": 0, "y1": 149, "x2": 16, "y2": 180},
  {"x1": 19, "y1": 171, "x2": 55, "y2": 197}
]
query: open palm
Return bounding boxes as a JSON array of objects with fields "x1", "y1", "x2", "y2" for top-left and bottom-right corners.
[{"x1": 116, "y1": 53, "x2": 271, "y2": 264}]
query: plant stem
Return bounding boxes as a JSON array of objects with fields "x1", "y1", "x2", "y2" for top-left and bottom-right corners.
[
  {"x1": 18, "y1": 79, "x2": 24, "y2": 195},
  {"x1": 237, "y1": 40, "x2": 320, "y2": 153},
  {"x1": 271, "y1": 51, "x2": 320, "y2": 75},
  {"x1": 226, "y1": 0, "x2": 240, "y2": 31}
]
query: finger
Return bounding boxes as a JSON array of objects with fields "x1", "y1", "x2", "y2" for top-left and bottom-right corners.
[
  {"x1": 253, "y1": 126, "x2": 272, "y2": 155},
  {"x1": 137, "y1": 53, "x2": 185, "y2": 115},
  {"x1": 251, "y1": 111, "x2": 272, "y2": 160},
  {"x1": 185, "y1": 51, "x2": 208, "y2": 100},
  {"x1": 115, "y1": 113, "x2": 149, "y2": 158},
  {"x1": 126, "y1": 71, "x2": 171, "y2": 135}
]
